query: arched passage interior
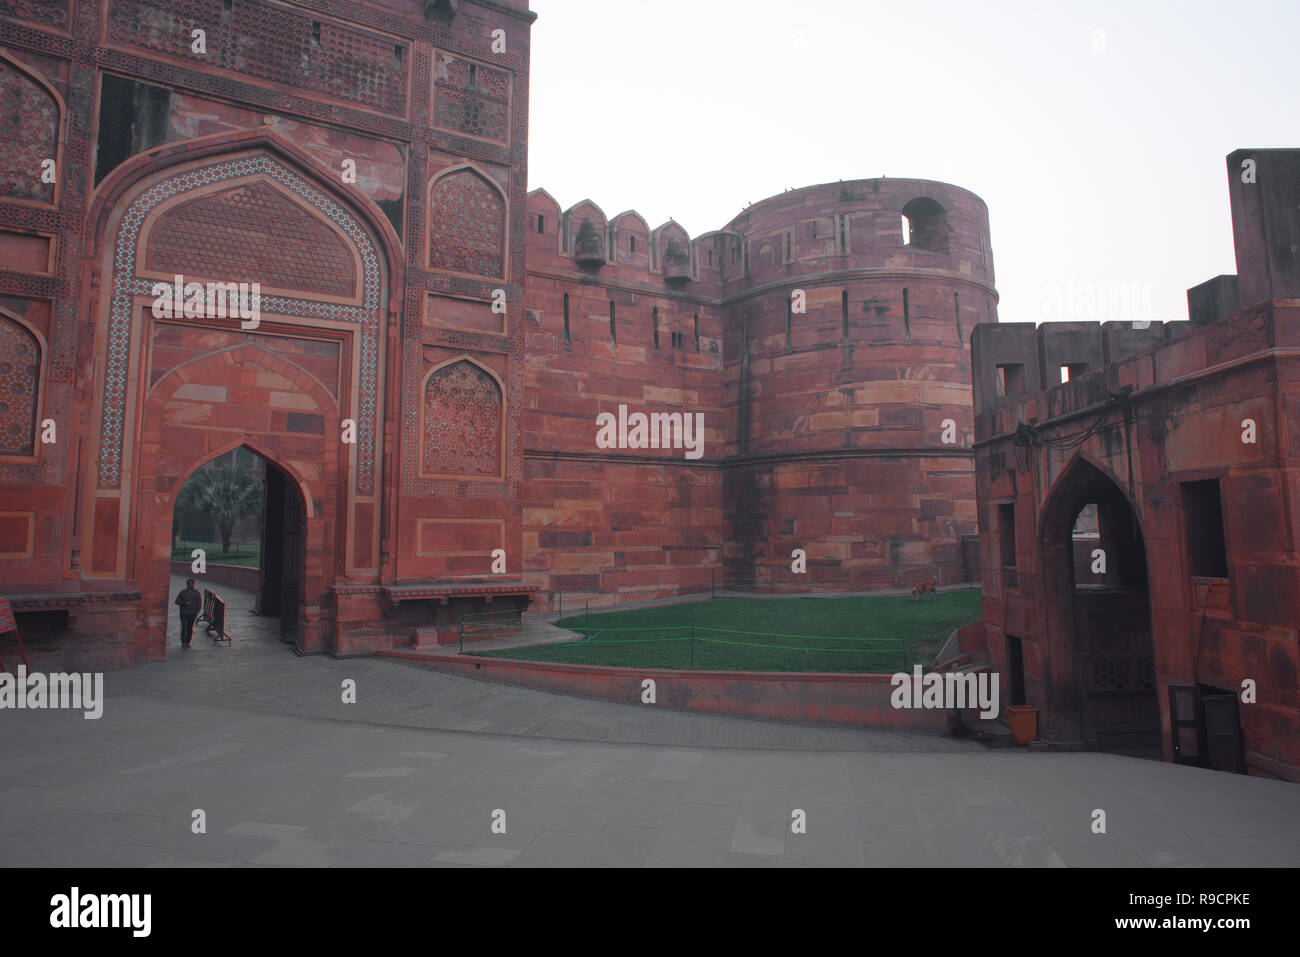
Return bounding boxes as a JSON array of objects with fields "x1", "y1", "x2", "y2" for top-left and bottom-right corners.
[
  {"x1": 170, "y1": 445, "x2": 307, "y2": 645},
  {"x1": 1041, "y1": 457, "x2": 1161, "y2": 756}
]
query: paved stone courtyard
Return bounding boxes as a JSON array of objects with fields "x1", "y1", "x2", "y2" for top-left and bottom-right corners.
[{"x1": 0, "y1": 581, "x2": 1297, "y2": 867}]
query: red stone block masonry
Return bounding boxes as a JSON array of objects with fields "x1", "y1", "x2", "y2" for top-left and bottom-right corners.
[
  {"x1": 0, "y1": 0, "x2": 997, "y2": 670},
  {"x1": 971, "y1": 150, "x2": 1300, "y2": 780}
]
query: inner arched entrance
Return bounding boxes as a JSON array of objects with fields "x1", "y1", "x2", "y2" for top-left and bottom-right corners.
[
  {"x1": 80, "y1": 132, "x2": 401, "y2": 663},
  {"x1": 171, "y1": 446, "x2": 306, "y2": 646},
  {"x1": 1041, "y1": 457, "x2": 1161, "y2": 756}
]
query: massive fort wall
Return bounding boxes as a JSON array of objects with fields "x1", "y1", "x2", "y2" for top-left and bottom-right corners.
[{"x1": 523, "y1": 178, "x2": 999, "y2": 609}]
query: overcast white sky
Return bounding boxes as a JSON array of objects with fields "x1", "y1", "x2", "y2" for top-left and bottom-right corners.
[{"x1": 526, "y1": 0, "x2": 1298, "y2": 326}]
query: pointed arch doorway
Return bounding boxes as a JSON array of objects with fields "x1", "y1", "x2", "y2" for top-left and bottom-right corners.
[
  {"x1": 171, "y1": 445, "x2": 307, "y2": 645},
  {"x1": 1040, "y1": 456, "x2": 1161, "y2": 756}
]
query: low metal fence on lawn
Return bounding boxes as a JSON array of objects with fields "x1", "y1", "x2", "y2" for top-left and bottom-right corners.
[
  {"x1": 470, "y1": 623, "x2": 910, "y2": 673},
  {"x1": 459, "y1": 608, "x2": 524, "y2": 652}
]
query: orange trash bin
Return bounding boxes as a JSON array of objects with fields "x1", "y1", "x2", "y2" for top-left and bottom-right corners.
[{"x1": 1006, "y1": 705, "x2": 1038, "y2": 745}]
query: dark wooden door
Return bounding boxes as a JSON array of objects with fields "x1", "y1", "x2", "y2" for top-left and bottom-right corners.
[
  {"x1": 278, "y1": 471, "x2": 303, "y2": 643},
  {"x1": 1073, "y1": 588, "x2": 1160, "y2": 753}
]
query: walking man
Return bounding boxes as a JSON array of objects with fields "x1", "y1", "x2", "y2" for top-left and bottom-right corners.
[{"x1": 175, "y1": 578, "x2": 202, "y2": 648}]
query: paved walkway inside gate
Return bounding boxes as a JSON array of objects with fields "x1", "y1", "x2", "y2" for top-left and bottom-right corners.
[{"x1": 0, "y1": 580, "x2": 1296, "y2": 868}]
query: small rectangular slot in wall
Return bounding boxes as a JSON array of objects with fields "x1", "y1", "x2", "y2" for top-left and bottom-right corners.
[
  {"x1": 693, "y1": 313, "x2": 700, "y2": 353},
  {"x1": 998, "y1": 502, "x2": 1018, "y2": 588},
  {"x1": 562, "y1": 293, "x2": 570, "y2": 342},
  {"x1": 841, "y1": 290, "x2": 849, "y2": 339},
  {"x1": 1007, "y1": 635, "x2": 1026, "y2": 705},
  {"x1": 1182, "y1": 479, "x2": 1228, "y2": 578},
  {"x1": 954, "y1": 292, "x2": 961, "y2": 341},
  {"x1": 609, "y1": 300, "x2": 616, "y2": 347},
  {"x1": 536, "y1": 214, "x2": 544, "y2": 233},
  {"x1": 903, "y1": 288, "x2": 910, "y2": 338},
  {"x1": 996, "y1": 364, "x2": 1025, "y2": 398},
  {"x1": 653, "y1": 306, "x2": 659, "y2": 350}
]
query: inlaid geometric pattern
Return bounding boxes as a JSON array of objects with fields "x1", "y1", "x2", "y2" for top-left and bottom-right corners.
[
  {"x1": 0, "y1": 58, "x2": 58, "y2": 204},
  {"x1": 0, "y1": 316, "x2": 40, "y2": 455},
  {"x1": 102, "y1": 154, "x2": 383, "y2": 493},
  {"x1": 434, "y1": 53, "x2": 509, "y2": 142},
  {"x1": 428, "y1": 169, "x2": 505, "y2": 278},
  {"x1": 423, "y1": 361, "x2": 502, "y2": 476},
  {"x1": 107, "y1": 0, "x2": 408, "y2": 115},
  {"x1": 146, "y1": 182, "x2": 357, "y2": 297}
]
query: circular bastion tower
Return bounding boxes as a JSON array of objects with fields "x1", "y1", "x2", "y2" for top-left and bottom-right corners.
[{"x1": 712, "y1": 177, "x2": 999, "y2": 590}]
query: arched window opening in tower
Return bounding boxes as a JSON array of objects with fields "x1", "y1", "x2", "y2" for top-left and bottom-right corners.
[{"x1": 901, "y1": 197, "x2": 950, "y2": 254}]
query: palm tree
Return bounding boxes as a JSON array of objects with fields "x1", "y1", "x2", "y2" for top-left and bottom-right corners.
[
  {"x1": 173, "y1": 479, "x2": 206, "y2": 547},
  {"x1": 176, "y1": 452, "x2": 264, "y2": 555}
]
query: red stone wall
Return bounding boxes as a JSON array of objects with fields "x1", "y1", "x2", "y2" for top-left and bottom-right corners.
[
  {"x1": 381, "y1": 651, "x2": 958, "y2": 734},
  {"x1": 522, "y1": 189, "x2": 727, "y2": 610}
]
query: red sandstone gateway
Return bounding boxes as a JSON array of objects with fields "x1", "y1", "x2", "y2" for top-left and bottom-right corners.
[{"x1": 0, "y1": 0, "x2": 990, "y2": 672}]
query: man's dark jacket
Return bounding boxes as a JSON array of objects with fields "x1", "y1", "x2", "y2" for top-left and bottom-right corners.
[{"x1": 176, "y1": 587, "x2": 201, "y2": 618}]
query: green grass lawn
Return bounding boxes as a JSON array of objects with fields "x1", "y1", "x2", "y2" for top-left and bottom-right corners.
[
  {"x1": 170, "y1": 541, "x2": 261, "y2": 568},
  {"x1": 474, "y1": 588, "x2": 983, "y2": 674}
]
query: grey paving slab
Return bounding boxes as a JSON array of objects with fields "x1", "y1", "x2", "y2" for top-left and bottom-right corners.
[
  {"x1": 644, "y1": 801, "x2": 741, "y2": 868},
  {"x1": 513, "y1": 830, "x2": 596, "y2": 867}
]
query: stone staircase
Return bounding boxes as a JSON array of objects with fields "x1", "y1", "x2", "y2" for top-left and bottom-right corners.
[{"x1": 930, "y1": 625, "x2": 1018, "y2": 746}]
